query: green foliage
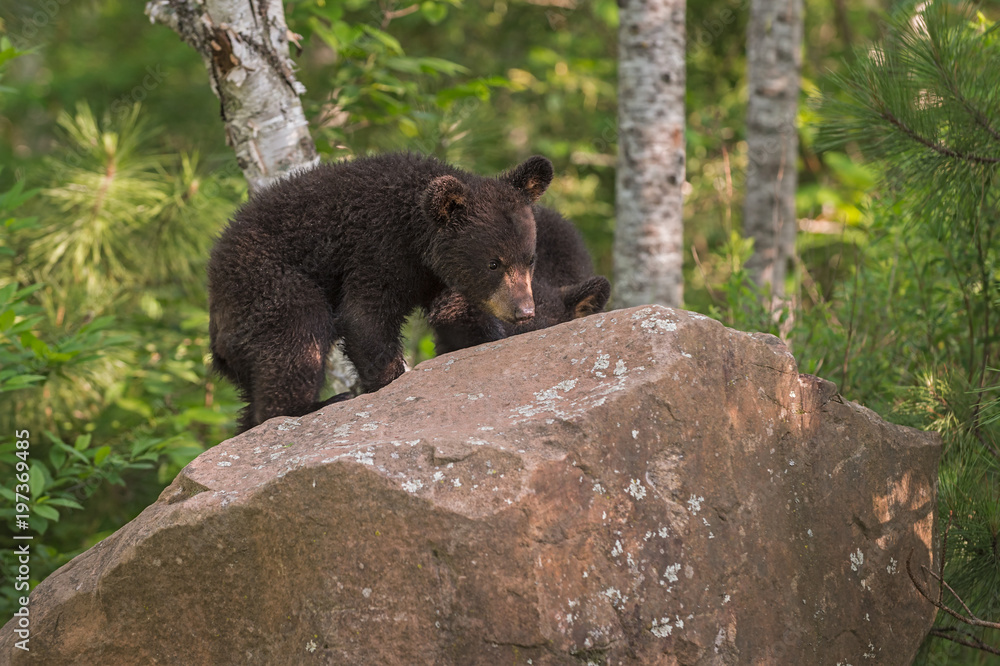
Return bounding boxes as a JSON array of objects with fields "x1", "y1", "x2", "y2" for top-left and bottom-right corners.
[
  {"x1": 0, "y1": 92, "x2": 243, "y2": 620},
  {"x1": 702, "y1": 231, "x2": 784, "y2": 338},
  {"x1": 287, "y1": 0, "x2": 513, "y2": 160},
  {"x1": 0, "y1": 175, "x2": 122, "y2": 396},
  {"x1": 813, "y1": 4, "x2": 1000, "y2": 660},
  {"x1": 0, "y1": 178, "x2": 125, "y2": 616},
  {"x1": 0, "y1": 35, "x2": 30, "y2": 93},
  {"x1": 35, "y1": 105, "x2": 166, "y2": 299},
  {"x1": 0, "y1": 430, "x2": 161, "y2": 536}
]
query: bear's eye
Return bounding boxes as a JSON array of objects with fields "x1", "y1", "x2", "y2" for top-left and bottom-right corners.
[
  {"x1": 529, "y1": 254, "x2": 537, "y2": 267},
  {"x1": 489, "y1": 260, "x2": 500, "y2": 271}
]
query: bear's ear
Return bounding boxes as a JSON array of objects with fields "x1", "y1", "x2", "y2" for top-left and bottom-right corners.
[
  {"x1": 423, "y1": 175, "x2": 469, "y2": 226},
  {"x1": 501, "y1": 155, "x2": 554, "y2": 202},
  {"x1": 560, "y1": 276, "x2": 611, "y2": 319}
]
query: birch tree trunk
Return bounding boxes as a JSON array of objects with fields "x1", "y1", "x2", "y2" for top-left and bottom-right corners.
[
  {"x1": 743, "y1": 0, "x2": 803, "y2": 300},
  {"x1": 613, "y1": 0, "x2": 686, "y2": 309},
  {"x1": 146, "y1": 0, "x2": 362, "y2": 394},
  {"x1": 145, "y1": 0, "x2": 318, "y2": 193}
]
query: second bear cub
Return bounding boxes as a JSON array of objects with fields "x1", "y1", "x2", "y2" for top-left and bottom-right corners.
[
  {"x1": 428, "y1": 206, "x2": 610, "y2": 354},
  {"x1": 208, "y1": 153, "x2": 553, "y2": 433}
]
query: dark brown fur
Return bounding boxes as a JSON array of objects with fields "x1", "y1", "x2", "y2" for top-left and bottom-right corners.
[
  {"x1": 427, "y1": 206, "x2": 610, "y2": 354},
  {"x1": 208, "y1": 153, "x2": 553, "y2": 432}
]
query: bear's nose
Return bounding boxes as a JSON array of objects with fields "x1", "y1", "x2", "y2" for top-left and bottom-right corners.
[{"x1": 514, "y1": 306, "x2": 535, "y2": 322}]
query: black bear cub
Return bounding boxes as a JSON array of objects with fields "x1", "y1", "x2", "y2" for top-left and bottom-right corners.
[
  {"x1": 209, "y1": 153, "x2": 553, "y2": 433},
  {"x1": 428, "y1": 206, "x2": 610, "y2": 354}
]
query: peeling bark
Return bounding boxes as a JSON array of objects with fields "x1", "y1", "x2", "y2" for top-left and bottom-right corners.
[
  {"x1": 145, "y1": 0, "x2": 318, "y2": 192},
  {"x1": 147, "y1": 0, "x2": 360, "y2": 393},
  {"x1": 613, "y1": 0, "x2": 686, "y2": 309},
  {"x1": 743, "y1": 0, "x2": 803, "y2": 300}
]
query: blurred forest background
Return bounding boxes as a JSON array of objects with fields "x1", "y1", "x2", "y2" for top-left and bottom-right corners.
[{"x1": 0, "y1": 0, "x2": 998, "y2": 661}]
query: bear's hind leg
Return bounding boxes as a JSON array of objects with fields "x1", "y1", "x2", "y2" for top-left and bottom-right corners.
[
  {"x1": 247, "y1": 327, "x2": 334, "y2": 430},
  {"x1": 235, "y1": 277, "x2": 337, "y2": 432}
]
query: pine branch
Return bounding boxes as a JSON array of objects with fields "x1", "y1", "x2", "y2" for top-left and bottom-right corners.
[
  {"x1": 938, "y1": 511, "x2": 952, "y2": 605},
  {"x1": 877, "y1": 108, "x2": 1000, "y2": 165},
  {"x1": 907, "y1": 547, "x2": 1000, "y2": 631},
  {"x1": 904, "y1": 512, "x2": 1000, "y2": 656},
  {"x1": 950, "y1": 85, "x2": 1000, "y2": 145},
  {"x1": 928, "y1": 628, "x2": 1000, "y2": 656},
  {"x1": 921, "y1": 10, "x2": 1000, "y2": 145}
]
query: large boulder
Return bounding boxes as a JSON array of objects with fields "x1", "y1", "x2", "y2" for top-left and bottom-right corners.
[{"x1": 1, "y1": 305, "x2": 940, "y2": 665}]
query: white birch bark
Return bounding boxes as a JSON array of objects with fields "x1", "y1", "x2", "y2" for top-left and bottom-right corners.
[
  {"x1": 145, "y1": 0, "x2": 318, "y2": 192},
  {"x1": 147, "y1": 0, "x2": 364, "y2": 395},
  {"x1": 743, "y1": 0, "x2": 803, "y2": 300},
  {"x1": 614, "y1": 0, "x2": 686, "y2": 309}
]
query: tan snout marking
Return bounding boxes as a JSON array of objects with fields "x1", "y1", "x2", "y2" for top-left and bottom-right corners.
[{"x1": 484, "y1": 268, "x2": 534, "y2": 323}]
